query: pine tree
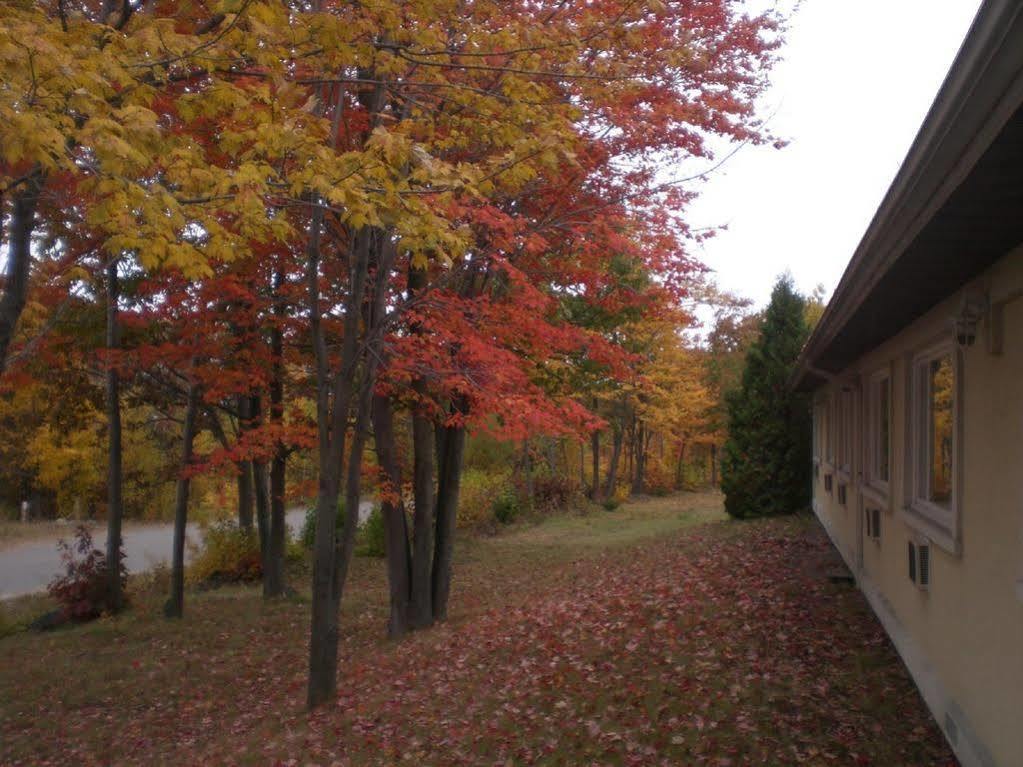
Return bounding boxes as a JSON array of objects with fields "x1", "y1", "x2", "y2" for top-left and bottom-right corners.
[{"x1": 721, "y1": 275, "x2": 812, "y2": 518}]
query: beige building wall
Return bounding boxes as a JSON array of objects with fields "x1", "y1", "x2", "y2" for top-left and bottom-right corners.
[{"x1": 811, "y1": 245, "x2": 1023, "y2": 767}]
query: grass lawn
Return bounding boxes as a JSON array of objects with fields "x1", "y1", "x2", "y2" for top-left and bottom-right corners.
[{"x1": 0, "y1": 492, "x2": 956, "y2": 766}]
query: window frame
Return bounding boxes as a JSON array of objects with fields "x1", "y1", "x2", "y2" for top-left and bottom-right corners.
[
  {"x1": 903, "y1": 339, "x2": 962, "y2": 553},
  {"x1": 863, "y1": 366, "x2": 893, "y2": 504},
  {"x1": 824, "y1": 394, "x2": 834, "y2": 468},
  {"x1": 835, "y1": 387, "x2": 854, "y2": 481},
  {"x1": 812, "y1": 399, "x2": 826, "y2": 466}
]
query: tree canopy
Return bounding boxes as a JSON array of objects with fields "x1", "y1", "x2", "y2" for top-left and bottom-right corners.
[{"x1": 1, "y1": 0, "x2": 785, "y2": 705}]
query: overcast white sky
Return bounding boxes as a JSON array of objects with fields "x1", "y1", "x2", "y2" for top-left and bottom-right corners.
[{"x1": 685, "y1": 0, "x2": 984, "y2": 310}]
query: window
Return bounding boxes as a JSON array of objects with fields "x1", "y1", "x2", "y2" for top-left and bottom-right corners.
[
  {"x1": 907, "y1": 342, "x2": 960, "y2": 544},
  {"x1": 813, "y1": 401, "x2": 826, "y2": 463},
  {"x1": 835, "y1": 388, "x2": 854, "y2": 477},
  {"x1": 812, "y1": 403, "x2": 823, "y2": 482},
  {"x1": 864, "y1": 506, "x2": 881, "y2": 541},
  {"x1": 865, "y1": 369, "x2": 892, "y2": 495},
  {"x1": 824, "y1": 396, "x2": 834, "y2": 466}
]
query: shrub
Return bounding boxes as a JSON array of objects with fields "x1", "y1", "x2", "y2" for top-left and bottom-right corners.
[
  {"x1": 458, "y1": 469, "x2": 513, "y2": 529},
  {"x1": 601, "y1": 498, "x2": 621, "y2": 511},
  {"x1": 357, "y1": 506, "x2": 386, "y2": 558},
  {"x1": 285, "y1": 538, "x2": 306, "y2": 564},
  {"x1": 129, "y1": 561, "x2": 171, "y2": 600},
  {"x1": 644, "y1": 460, "x2": 675, "y2": 496},
  {"x1": 300, "y1": 501, "x2": 346, "y2": 549},
  {"x1": 187, "y1": 521, "x2": 261, "y2": 587},
  {"x1": 531, "y1": 473, "x2": 578, "y2": 513},
  {"x1": 463, "y1": 431, "x2": 517, "y2": 472},
  {"x1": 492, "y1": 491, "x2": 519, "y2": 525},
  {"x1": 0, "y1": 606, "x2": 16, "y2": 638},
  {"x1": 47, "y1": 525, "x2": 127, "y2": 622}
]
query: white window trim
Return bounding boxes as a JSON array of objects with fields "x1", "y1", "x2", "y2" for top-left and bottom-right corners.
[
  {"x1": 863, "y1": 365, "x2": 893, "y2": 509},
  {"x1": 901, "y1": 339, "x2": 962, "y2": 555}
]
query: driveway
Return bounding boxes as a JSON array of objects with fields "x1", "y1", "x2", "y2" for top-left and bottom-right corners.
[{"x1": 0, "y1": 502, "x2": 372, "y2": 600}]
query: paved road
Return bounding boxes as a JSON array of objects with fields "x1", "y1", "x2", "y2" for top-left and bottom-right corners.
[{"x1": 0, "y1": 502, "x2": 372, "y2": 600}]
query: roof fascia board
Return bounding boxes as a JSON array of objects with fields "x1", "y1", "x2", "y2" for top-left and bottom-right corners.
[{"x1": 797, "y1": 0, "x2": 1023, "y2": 378}]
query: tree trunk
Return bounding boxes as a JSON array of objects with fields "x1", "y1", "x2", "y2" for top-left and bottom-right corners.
[
  {"x1": 602, "y1": 426, "x2": 623, "y2": 501},
  {"x1": 432, "y1": 399, "x2": 467, "y2": 622},
  {"x1": 307, "y1": 222, "x2": 373, "y2": 709},
  {"x1": 371, "y1": 392, "x2": 412, "y2": 637},
  {"x1": 167, "y1": 382, "x2": 200, "y2": 619},
  {"x1": 105, "y1": 259, "x2": 125, "y2": 611},
  {"x1": 236, "y1": 462, "x2": 254, "y2": 530},
  {"x1": 408, "y1": 391, "x2": 435, "y2": 629},
  {"x1": 590, "y1": 430, "x2": 600, "y2": 500},
  {"x1": 236, "y1": 397, "x2": 255, "y2": 532},
  {"x1": 522, "y1": 439, "x2": 533, "y2": 502},
  {"x1": 543, "y1": 438, "x2": 557, "y2": 474},
  {"x1": 710, "y1": 443, "x2": 718, "y2": 487},
  {"x1": 625, "y1": 429, "x2": 633, "y2": 486},
  {"x1": 363, "y1": 231, "x2": 408, "y2": 635},
  {"x1": 335, "y1": 389, "x2": 372, "y2": 600},
  {"x1": 249, "y1": 395, "x2": 270, "y2": 563},
  {"x1": 631, "y1": 421, "x2": 646, "y2": 496},
  {"x1": 407, "y1": 262, "x2": 435, "y2": 630},
  {"x1": 253, "y1": 459, "x2": 270, "y2": 560},
  {"x1": 0, "y1": 173, "x2": 42, "y2": 374},
  {"x1": 265, "y1": 450, "x2": 287, "y2": 596},
  {"x1": 306, "y1": 66, "x2": 387, "y2": 707},
  {"x1": 579, "y1": 439, "x2": 585, "y2": 488},
  {"x1": 264, "y1": 272, "x2": 287, "y2": 598},
  {"x1": 675, "y1": 441, "x2": 687, "y2": 487}
]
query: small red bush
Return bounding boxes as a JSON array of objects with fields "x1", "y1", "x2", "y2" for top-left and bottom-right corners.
[
  {"x1": 48, "y1": 525, "x2": 127, "y2": 621},
  {"x1": 531, "y1": 474, "x2": 579, "y2": 512}
]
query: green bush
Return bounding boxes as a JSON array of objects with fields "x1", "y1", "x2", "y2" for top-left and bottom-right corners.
[
  {"x1": 602, "y1": 498, "x2": 621, "y2": 511},
  {"x1": 300, "y1": 501, "x2": 346, "y2": 549},
  {"x1": 0, "y1": 606, "x2": 17, "y2": 639},
  {"x1": 492, "y1": 491, "x2": 519, "y2": 525},
  {"x1": 463, "y1": 431, "x2": 517, "y2": 472},
  {"x1": 187, "y1": 521, "x2": 261, "y2": 587},
  {"x1": 357, "y1": 506, "x2": 386, "y2": 558},
  {"x1": 285, "y1": 538, "x2": 306, "y2": 564},
  {"x1": 458, "y1": 468, "x2": 513, "y2": 529}
]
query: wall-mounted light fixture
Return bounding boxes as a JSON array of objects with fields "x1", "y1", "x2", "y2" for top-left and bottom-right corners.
[{"x1": 953, "y1": 291, "x2": 988, "y2": 348}]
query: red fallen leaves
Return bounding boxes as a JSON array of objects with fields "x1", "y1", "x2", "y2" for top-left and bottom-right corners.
[{"x1": 1, "y1": 512, "x2": 957, "y2": 766}]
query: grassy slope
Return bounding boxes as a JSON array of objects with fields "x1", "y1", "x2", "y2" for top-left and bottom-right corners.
[{"x1": 0, "y1": 493, "x2": 956, "y2": 766}]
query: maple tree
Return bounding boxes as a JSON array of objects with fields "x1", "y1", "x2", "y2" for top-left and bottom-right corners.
[{"x1": 1, "y1": 0, "x2": 785, "y2": 706}]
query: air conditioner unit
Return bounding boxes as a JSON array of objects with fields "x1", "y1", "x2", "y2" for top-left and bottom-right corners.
[
  {"x1": 864, "y1": 507, "x2": 881, "y2": 541},
  {"x1": 908, "y1": 539, "x2": 931, "y2": 589}
]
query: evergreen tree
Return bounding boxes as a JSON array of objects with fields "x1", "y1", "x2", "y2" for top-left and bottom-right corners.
[{"x1": 721, "y1": 275, "x2": 812, "y2": 518}]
